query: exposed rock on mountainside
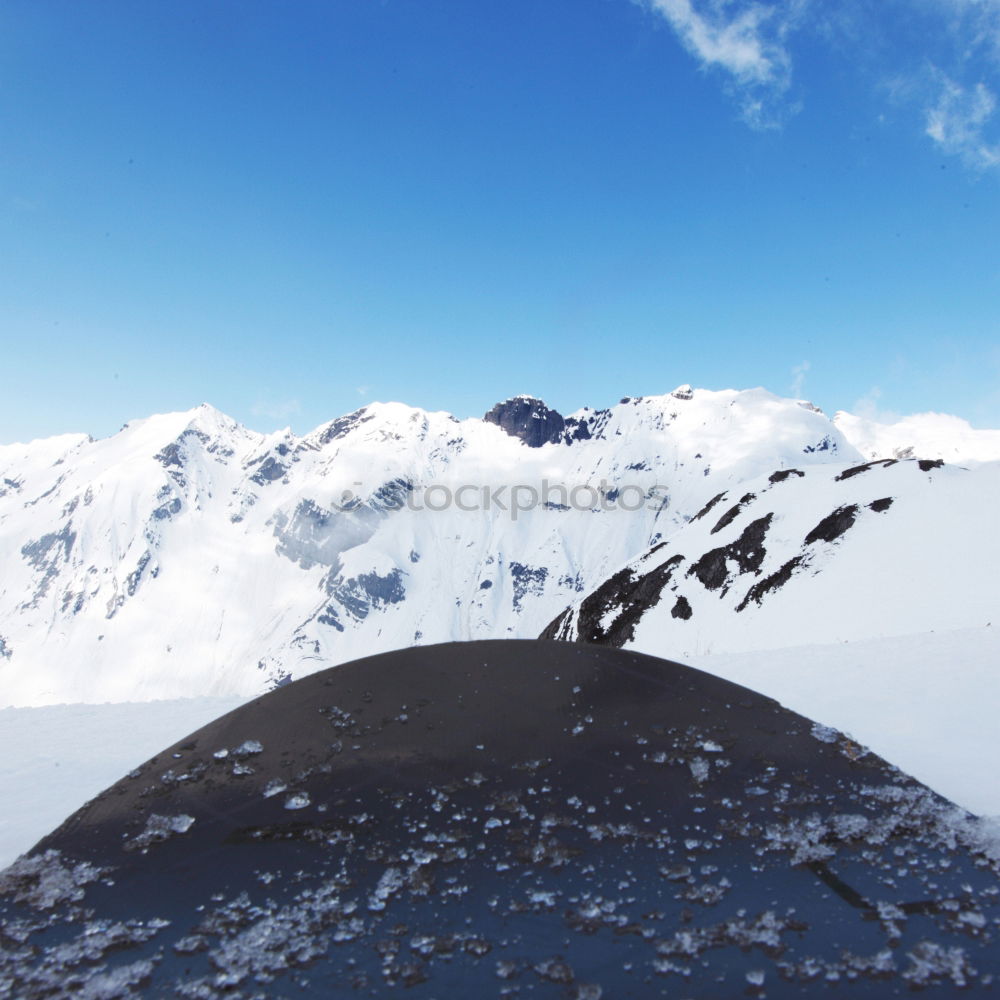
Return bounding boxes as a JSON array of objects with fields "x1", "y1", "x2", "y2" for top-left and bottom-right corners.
[
  {"x1": 483, "y1": 395, "x2": 566, "y2": 447},
  {"x1": 1, "y1": 387, "x2": 995, "y2": 705},
  {"x1": 543, "y1": 458, "x2": 1000, "y2": 658}
]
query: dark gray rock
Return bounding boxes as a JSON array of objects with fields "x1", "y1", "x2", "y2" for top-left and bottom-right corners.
[
  {"x1": 331, "y1": 568, "x2": 406, "y2": 621},
  {"x1": 710, "y1": 493, "x2": 756, "y2": 535},
  {"x1": 313, "y1": 408, "x2": 375, "y2": 446},
  {"x1": 249, "y1": 456, "x2": 287, "y2": 486},
  {"x1": 836, "y1": 459, "x2": 897, "y2": 482},
  {"x1": 736, "y1": 555, "x2": 805, "y2": 611},
  {"x1": 803, "y1": 434, "x2": 838, "y2": 454},
  {"x1": 690, "y1": 491, "x2": 727, "y2": 522},
  {"x1": 805, "y1": 505, "x2": 859, "y2": 545},
  {"x1": 152, "y1": 497, "x2": 182, "y2": 521},
  {"x1": 541, "y1": 555, "x2": 683, "y2": 646},
  {"x1": 768, "y1": 468, "x2": 804, "y2": 484},
  {"x1": 21, "y1": 524, "x2": 76, "y2": 570},
  {"x1": 687, "y1": 515, "x2": 772, "y2": 592},
  {"x1": 483, "y1": 397, "x2": 565, "y2": 447},
  {"x1": 509, "y1": 561, "x2": 548, "y2": 611},
  {"x1": 670, "y1": 594, "x2": 693, "y2": 620}
]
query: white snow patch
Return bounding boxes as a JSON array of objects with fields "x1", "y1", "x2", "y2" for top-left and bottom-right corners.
[
  {"x1": 685, "y1": 626, "x2": 1000, "y2": 817},
  {"x1": 0, "y1": 696, "x2": 245, "y2": 870}
]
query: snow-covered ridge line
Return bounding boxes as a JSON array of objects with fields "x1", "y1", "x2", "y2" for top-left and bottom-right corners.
[
  {"x1": 0, "y1": 386, "x2": 995, "y2": 707},
  {"x1": 6, "y1": 389, "x2": 999, "y2": 463}
]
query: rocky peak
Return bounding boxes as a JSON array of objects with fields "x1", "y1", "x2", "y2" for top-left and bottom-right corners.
[{"x1": 483, "y1": 396, "x2": 565, "y2": 448}]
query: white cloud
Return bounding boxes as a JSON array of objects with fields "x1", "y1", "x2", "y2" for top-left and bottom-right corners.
[
  {"x1": 790, "y1": 360, "x2": 810, "y2": 398},
  {"x1": 650, "y1": 0, "x2": 781, "y2": 82},
  {"x1": 356, "y1": 385, "x2": 371, "y2": 397},
  {"x1": 932, "y1": 0, "x2": 1000, "y2": 63},
  {"x1": 925, "y1": 74, "x2": 1000, "y2": 168},
  {"x1": 852, "y1": 386, "x2": 902, "y2": 425},
  {"x1": 637, "y1": 0, "x2": 1000, "y2": 166},
  {"x1": 897, "y1": 2, "x2": 1000, "y2": 167},
  {"x1": 642, "y1": 0, "x2": 804, "y2": 126}
]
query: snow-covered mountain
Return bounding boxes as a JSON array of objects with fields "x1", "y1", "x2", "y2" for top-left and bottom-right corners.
[
  {"x1": 0, "y1": 386, "x2": 993, "y2": 706},
  {"x1": 541, "y1": 456, "x2": 1000, "y2": 655},
  {"x1": 833, "y1": 409, "x2": 1000, "y2": 464}
]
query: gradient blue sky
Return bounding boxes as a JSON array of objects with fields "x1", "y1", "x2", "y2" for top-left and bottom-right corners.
[{"x1": 2, "y1": 0, "x2": 999, "y2": 443}]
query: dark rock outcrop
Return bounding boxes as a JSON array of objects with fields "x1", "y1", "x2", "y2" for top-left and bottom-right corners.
[
  {"x1": 690, "y1": 491, "x2": 727, "y2": 523},
  {"x1": 541, "y1": 555, "x2": 684, "y2": 647},
  {"x1": 249, "y1": 456, "x2": 287, "y2": 486},
  {"x1": 313, "y1": 408, "x2": 375, "y2": 446},
  {"x1": 483, "y1": 397, "x2": 565, "y2": 448},
  {"x1": 768, "y1": 468, "x2": 804, "y2": 484},
  {"x1": 671, "y1": 594, "x2": 693, "y2": 620},
  {"x1": 710, "y1": 493, "x2": 756, "y2": 535},
  {"x1": 736, "y1": 555, "x2": 804, "y2": 612},
  {"x1": 687, "y1": 515, "x2": 772, "y2": 592},
  {"x1": 805, "y1": 505, "x2": 859, "y2": 545},
  {"x1": 836, "y1": 459, "x2": 897, "y2": 482}
]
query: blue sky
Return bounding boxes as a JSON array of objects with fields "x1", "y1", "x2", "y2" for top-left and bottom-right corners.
[{"x1": 2, "y1": 0, "x2": 998, "y2": 443}]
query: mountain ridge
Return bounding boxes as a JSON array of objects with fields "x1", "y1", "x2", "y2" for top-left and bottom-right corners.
[{"x1": 1, "y1": 386, "x2": 996, "y2": 706}]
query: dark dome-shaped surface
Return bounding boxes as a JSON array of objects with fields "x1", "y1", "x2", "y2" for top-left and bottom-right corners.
[{"x1": 2, "y1": 640, "x2": 998, "y2": 997}]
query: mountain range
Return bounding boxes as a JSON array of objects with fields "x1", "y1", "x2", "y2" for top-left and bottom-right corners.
[{"x1": 1, "y1": 386, "x2": 998, "y2": 707}]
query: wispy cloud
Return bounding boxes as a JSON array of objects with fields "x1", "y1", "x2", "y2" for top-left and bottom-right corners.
[
  {"x1": 932, "y1": 0, "x2": 1000, "y2": 64},
  {"x1": 790, "y1": 360, "x2": 810, "y2": 398},
  {"x1": 891, "y1": 1, "x2": 1000, "y2": 168},
  {"x1": 852, "y1": 386, "x2": 902, "y2": 425},
  {"x1": 636, "y1": 0, "x2": 1000, "y2": 168},
  {"x1": 925, "y1": 73, "x2": 1000, "y2": 168},
  {"x1": 252, "y1": 398, "x2": 301, "y2": 421},
  {"x1": 356, "y1": 385, "x2": 371, "y2": 398},
  {"x1": 649, "y1": 0, "x2": 784, "y2": 83},
  {"x1": 641, "y1": 0, "x2": 805, "y2": 127}
]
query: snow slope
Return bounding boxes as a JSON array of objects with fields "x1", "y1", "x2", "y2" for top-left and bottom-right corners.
[
  {"x1": 0, "y1": 388, "x2": 858, "y2": 705},
  {"x1": 686, "y1": 626, "x2": 1000, "y2": 818},
  {"x1": 544, "y1": 457, "x2": 1000, "y2": 654},
  {"x1": 834, "y1": 409, "x2": 1000, "y2": 463},
  {"x1": 0, "y1": 696, "x2": 246, "y2": 870}
]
